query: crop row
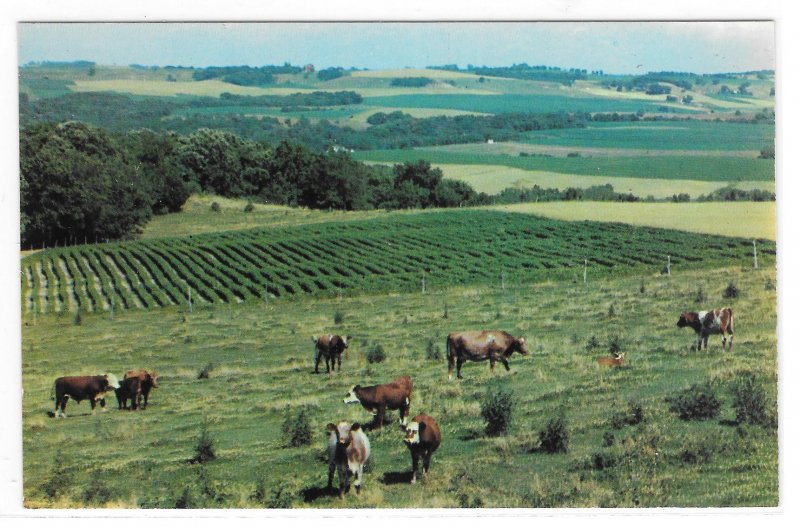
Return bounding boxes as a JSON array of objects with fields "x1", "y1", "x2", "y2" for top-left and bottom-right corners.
[{"x1": 20, "y1": 210, "x2": 775, "y2": 315}]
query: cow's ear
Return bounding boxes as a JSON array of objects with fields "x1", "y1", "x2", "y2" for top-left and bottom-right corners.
[
  {"x1": 417, "y1": 422, "x2": 426, "y2": 433},
  {"x1": 351, "y1": 423, "x2": 361, "y2": 432},
  {"x1": 326, "y1": 423, "x2": 337, "y2": 432}
]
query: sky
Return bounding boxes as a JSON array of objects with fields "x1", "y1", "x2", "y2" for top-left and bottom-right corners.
[{"x1": 17, "y1": 21, "x2": 775, "y2": 75}]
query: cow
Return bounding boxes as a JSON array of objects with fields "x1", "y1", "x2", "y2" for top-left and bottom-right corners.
[
  {"x1": 52, "y1": 374, "x2": 120, "y2": 418},
  {"x1": 343, "y1": 376, "x2": 413, "y2": 428},
  {"x1": 326, "y1": 421, "x2": 371, "y2": 497},
  {"x1": 115, "y1": 369, "x2": 159, "y2": 410},
  {"x1": 403, "y1": 413, "x2": 441, "y2": 484},
  {"x1": 596, "y1": 352, "x2": 626, "y2": 367},
  {"x1": 313, "y1": 334, "x2": 351, "y2": 373},
  {"x1": 446, "y1": 331, "x2": 529, "y2": 380},
  {"x1": 677, "y1": 308, "x2": 734, "y2": 351}
]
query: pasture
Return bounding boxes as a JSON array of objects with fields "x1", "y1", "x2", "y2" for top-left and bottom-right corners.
[{"x1": 21, "y1": 263, "x2": 778, "y2": 508}]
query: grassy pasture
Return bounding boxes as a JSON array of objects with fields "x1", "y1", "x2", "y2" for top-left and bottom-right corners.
[
  {"x1": 21, "y1": 264, "x2": 778, "y2": 508},
  {"x1": 354, "y1": 150, "x2": 775, "y2": 182}
]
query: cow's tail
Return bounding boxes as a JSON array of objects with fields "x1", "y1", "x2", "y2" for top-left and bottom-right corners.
[{"x1": 446, "y1": 335, "x2": 455, "y2": 379}]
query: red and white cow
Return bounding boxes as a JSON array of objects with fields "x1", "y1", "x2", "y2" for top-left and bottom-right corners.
[
  {"x1": 326, "y1": 421, "x2": 371, "y2": 497},
  {"x1": 677, "y1": 307, "x2": 734, "y2": 351}
]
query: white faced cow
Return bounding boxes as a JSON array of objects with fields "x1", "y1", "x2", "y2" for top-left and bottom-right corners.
[
  {"x1": 326, "y1": 421, "x2": 371, "y2": 497},
  {"x1": 52, "y1": 374, "x2": 120, "y2": 418},
  {"x1": 677, "y1": 308, "x2": 734, "y2": 351},
  {"x1": 403, "y1": 413, "x2": 441, "y2": 484}
]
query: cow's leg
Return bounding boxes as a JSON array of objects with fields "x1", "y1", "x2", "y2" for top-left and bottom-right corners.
[
  {"x1": 142, "y1": 392, "x2": 149, "y2": 409},
  {"x1": 399, "y1": 400, "x2": 409, "y2": 427},
  {"x1": 314, "y1": 350, "x2": 322, "y2": 374},
  {"x1": 500, "y1": 357, "x2": 511, "y2": 371},
  {"x1": 337, "y1": 463, "x2": 349, "y2": 497},
  {"x1": 410, "y1": 452, "x2": 420, "y2": 484},
  {"x1": 337, "y1": 353, "x2": 342, "y2": 372},
  {"x1": 423, "y1": 449, "x2": 433, "y2": 475},
  {"x1": 703, "y1": 333, "x2": 710, "y2": 351},
  {"x1": 354, "y1": 465, "x2": 363, "y2": 494},
  {"x1": 447, "y1": 354, "x2": 455, "y2": 380},
  {"x1": 56, "y1": 394, "x2": 67, "y2": 418},
  {"x1": 456, "y1": 358, "x2": 465, "y2": 379},
  {"x1": 90, "y1": 397, "x2": 98, "y2": 415},
  {"x1": 99, "y1": 397, "x2": 107, "y2": 412},
  {"x1": 728, "y1": 332, "x2": 734, "y2": 351},
  {"x1": 489, "y1": 355, "x2": 497, "y2": 372},
  {"x1": 325, "y1": 354, "x2": 331, "y2": 374},
  {"x1": 327, "y1": 461, "x2": 336, "y2": 489}
]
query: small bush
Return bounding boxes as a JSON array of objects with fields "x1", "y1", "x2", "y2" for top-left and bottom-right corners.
[
  {"x1": 193, "y1": 423, "x2": 216, "y2": 463},
  {"x1": 602, "y1": 431, "x2": 615, "y2": 447},
  {"x1": 608, "y1": 335, "x2": 622, "y2": 356},
  {"x1": 589, "y1": 451, "x2": 617, "y2": 470},
  {"x1": 443, "y1": 301, "x2": 449, "y2": 319},
  {"x1": 73, "y1": 309, "x2": 82, "y2": 326},
  {"x1": 586, "y1": 335, "x2": 600, "y2": 352},
  {"x1": 282, "y1": 406, "x2": 312, "y2": 447},
  {"x1": 607, "y1": 303, "x2": 616, "y2": 317},
  {"x1": 538, "y1": 412, "x2": 569, "y2": 453},
  {"x1": 333, "y1": 310, "x2": 344, "y2": 325},
  {"x1": 723, "y1": 281, "x2": 739, "y2": 299},
  {"x1": 426, "y1": 339, "x2": 442, "y2": 361},
  {"x1": 609, "y1": 400, "x2": 645, "y2": 429},
  {"x1": 666, "y1": 382, "x2": 722, "y2": 421},
  {"x1": 639, "y1": 280, "x2": 646, "y2": 294},
  {"x1": 480, "y1": 385, "x2": 514, "y2": 436},
  {"x1": 266, "y1": 481, "x2": 297, "y2": 508},
  {"x1": 365, "y1": 343, "x2": 385, "y2": 364},
  {"x1": 680, "y1": 439, "x2": 715, "y2": 465},
  {"x1": 42, "y1": 451, "x2": 71, "y2": 500},
  {"x1": 695, "y1": 286, "x2": 707, "y2": 303},
  {"x1": 197, "y1": 362, "x2": 214, "y2": 379},
  {"x1": 730, "y1": 371, "x2": 771, "y2": 426},
  {"x1": 765, "y1": 279, "x2": 775, "y2": 291},
  {"x1": 210, "y1": 201, "x2": 221, "y2": 213},
  {"x1": 244, "y1": 201, "x2": 255, "y2": 213},
  {"x1": 82, "y1": 469, "x2": 113, "y2": 505}
]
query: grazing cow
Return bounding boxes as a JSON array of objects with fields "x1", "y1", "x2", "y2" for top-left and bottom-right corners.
[
  {"x1": 326, "y1": 421, "x2": 371, "y2": 497},
  {"x1": 403, "y1": 413, "x2": 441, "y2": 484},
  {"x1": 677, "y1": 308, "x2": 734, "y2": 351},
  {"x1": 446, "y1": 331, "x2": 529, "y2": 380},
  {"x1": 596, "y1": 352, "x2": 626, "y2": 367},
  {"x1": 116, "y1": 369, "x2": 159, "y2": 410},
  {"x1": 313, "y1": 334, "x2": 351, "y2": 373},
  {"x1": 52, "y1": 374, "x2": 120, "y2": 418},
  {"x1": 343, "y1": 376, "x2": 413, "y2": 428}
]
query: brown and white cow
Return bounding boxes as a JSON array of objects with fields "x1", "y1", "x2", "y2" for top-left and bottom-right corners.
[
  {"x1": 403, "y1": 413, "x2": 441, "y2": 484},
  {"x1": 446, "y1": 330, "x2": 529, "y2": 380},
  {"x1": 313, "y1": 334, "x2": 351, "y2": 373},
  {"x1": 52, "y1": 374, "x2": 120, "y2": 418},
  {"x1": 115, "y1": 370, "x2": 159, "y2": 410},
  {"x1": 326, "y1": 421, "x2": 371, "y2": 497},
  {"x1": 596, "y1": 352, "x2": 626, "y2": 367},
  {"x1": 343, "y1": 376, "x2": 413, "y2": 428},
  {"x1": 677, "y1": 308, "x2": 734, "y2": 351}
]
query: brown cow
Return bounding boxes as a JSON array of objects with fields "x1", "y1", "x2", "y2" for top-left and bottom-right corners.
[
  {"x1": 403, "y1": 413, "x2": 441, "y2": 484},
  {"x1": 596, "y1": 352, "x2": 626, "y2": 367},
  {"x1": 326, "y1": 421, "x2": 371, "y2": 497},
  {"x1": 52, "y1": 374, "x2": 120, "y2": 418},
  {"x1": 313, "y1": 334, "x2": 351, "y2": 373},
  {"x1": 343, "y1": 376, "x2": 413, "y2": 428},
  {"x1": 677, "y1": 308, "x2": 734, "y2": 351},
  {"x1": 116, "y1": 369, "x2": 159, "y2": 410},
  {"x1": 447, "y1": 331, "x2": 529, "y2": 380}
]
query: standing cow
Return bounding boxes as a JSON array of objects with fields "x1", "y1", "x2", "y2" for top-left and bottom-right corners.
[
  {"x1": 403, "y1": 413, "x2": 441, "y2": 484},
  {"x1": 116, "y1": 369, "x2": 159, "y2": 410},
  {"x1": 343, "y1": 376, "x2": 413, "y2": 428},
  {"x1": 326, "y1": 421, "x2": 371, "y2": 497},
  {"x1": 447, "y1": 331, "x2": 529, "y2": 380},
  {"x1": 677, "y1": 308, "x2": 734, "y2": 351},
  {"x1": 52, "y1": 374, "x2": 120, "y2": 418},
  {"x1": 313, "y1": 334, "x2": 351, "y2": 373}
]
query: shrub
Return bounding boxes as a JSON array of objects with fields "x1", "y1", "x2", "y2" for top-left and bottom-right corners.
[
  {"x1": 480, "y1": 385, "x2": 514, "y2": 436},
  {"x1": 608, "y1": 335, "x2": 622, "y2": 356},
  {"x1": 333, "y1": 310, "x2": 344, "y2": 324},
  {"x1": 82, "y1": 469, "x2": 113, "y2": 505},
  {"x1": 426, "y1": 339, "x2": 442, "y2": 361},
  {"x1": 210, "y1": 201, "x2": 221, "y2": 213},
  {"x1": 538, "y1": 412, "x2": 569, "y2": 453},
  {"x1": 666, "y1": 382, "x2": 722, "y2": 421},
  {"x1": 679, "y1": 439, "x2": 715, "y2": 464},
  {"x1": 607, "y1": 303, "x2": 616, "y2": 317},
  {"x1": 765, "y1": 279, "x2": 775, "y2": 291},
  {"x1": 695, "y1": 285, "x2": 707, "y2": 303},
  {"x1": 42, "y1": 451, "x2": 71, "y2": 500},
  {"x1": 586, "y1": 335, "x2": 600, "y2": 352},
  {"x1": 266, "y1": 481, "x2": 297, "y2": 508},
  {"x1": 723, "y1": 281, "x2": 739, "y2": 299},
  {"x1": 243, "y1": 201, "x2": 255, "y2": 213},
  {"x1": 609, "y1": 400, "x2": 645, "y2": 429},
  {"x1": 192, "y1": 423, "x2": 216, "y2": 463},
  {"x1": 602, "y1": 431, "x2": 615, "y2": 447},
  {"x1": 73, "y1": 309, "x2": 82, "y2": 326},
  {"x1": 197, "y1": 362, "x2": 214, "y2": 379},
  {"x1": 365, "y1": 343, "x2": 385, "y2": 364},
  {"x1": 730, "y1": 371, "x2": 772, "y2": 426},
  {"x1": 282, "y1": 406, "x2": 312, "y2": 447},
  {"x1": 639, "y1": 280, "x2": 646, "y2": 294}
]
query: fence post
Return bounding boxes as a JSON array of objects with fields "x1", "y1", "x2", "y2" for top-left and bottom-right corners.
[
  {"x1": 110, "y1": 294, "x2": 115, "y2": 320},
  {"x1": 188, "y1": 286, "x2": 192, "y2": 314},
  {"x1": 422, "y1": 274, "x2": 426, "y2": 295},
  {"x1": 753, "y1": 240, "x2": 758, "y2": 269},
  {"x1": 667, "y1": 255, "x2": 671, "y2": 276},
  {"x1": 583, "y1": 259, "x2": 588, "y2": 284},
  {"x1": 501, "y1": 271, "x2": 506, "y2": 291},
  {"x1": 264, "y1": 285, "x2": 269, "y2": 307}
]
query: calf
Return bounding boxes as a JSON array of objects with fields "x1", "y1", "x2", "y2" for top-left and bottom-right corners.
[
  {"x1": 403, "y1": 413, "x2": 441, "y2": 484},
  {"x1": 326, "y1": 421, "x2": 371, "y2": 497},
  {"x1": 53, "y1": 374, "x2": 120, "y2": 418},
  {"x1": 313, "y1": 334, "x2": 351, "y2": 373},
  {"x1": 344, "y1": 376, "x2": 413, "y2": 428},
  {"x1": 116, "y1": 369, "x2": 159, "y2": 410},
  {"x1": 596, "y1": 352, "x2": 626, "y2": 367},
  {"x1": 677, "y1": 308, "x2": 734, "y2": 351}
]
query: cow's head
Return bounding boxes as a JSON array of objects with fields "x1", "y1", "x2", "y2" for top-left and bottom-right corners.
[
  {"x1": 105, "y1": 373, "x2": 121, "y2": 390},
  {"x1": 343, "y1": 335, "x2": 352, "y2": 348},
  {"x1": 343, "y1": 386, "x2": 361, "y2": 404},
  {"x1": 677, "y1": 312, "x2": 695, "y2": 328},
  {"x1": 149, "y1": 370, "x2": 159, "y2": 388},
  {"x1": 327, "y1": 421, "x2": 353, "y2": 446},
  {"x1": 311, "y1": 336, "x2": 319, "y2": 344},
  {"x1": 404, "y1": 420, "x2": 426, "y2": 446},
  {"x1": 513, "y1": 337, "x2": 530, "y2": 356}
]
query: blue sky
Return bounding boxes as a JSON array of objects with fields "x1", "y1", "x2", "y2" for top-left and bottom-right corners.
[{"x1": 18, "y1": 21, "x2": 774, "y2": 75}]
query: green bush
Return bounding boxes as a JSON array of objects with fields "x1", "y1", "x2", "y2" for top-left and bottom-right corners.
[
  {"x1": 480, "y1": 385, "x2": 514, "y2": 436},
  {"x1": 282, "y1": 406, "x2": 312, "y2": 447},
  {"x1": 197, "y1": 362, "x2": 214, "y2": 379},
  {"x1": 609, "y1": 400, "x2": 645, "y2": 429},
  {"x1": 538, "y1": 412, "x2": 569, "y2": 453},
  {"x1": 586, "y1": 335, "x2": 600, "y2": 352},
  {"x1": 366, "y1": 343, "x2": 385, "y2": 364},
  {"x1": 42, "y1": 451, "x2": 71, "y2": 500},
  {"x1": 695, "y1": 285, "x2": 707, "y2": 303},
  {"x1": 608, "y1": 335, "x2": 622, "y2": 356},
  {"x1": 666, "y1": 382, "x2": 722, "y2": 421},
  {"x1": 333, "y1": 310, "x2": 345, "y2": 324},
  {"x1": 723, "y1": 281, "x2": 739, "y2": 299},
  {"x1": 210, "y1": 201, "x2": 221, "y2": 213},
  {"x1": 82, "y1": 469, "x2": 113, "y2": 505},
  {"x1": 426, "y1": 338, "x2": 442, "y2": 361},
  {"x1": 244, "y1": 201, "x2": 255, "y2": 213},
  {"x1": 730, "y1": 371, "x2": 772, "y2": 427},
  {"x1": 193, "y1": 423, "x2": 216, "y2": 463}
]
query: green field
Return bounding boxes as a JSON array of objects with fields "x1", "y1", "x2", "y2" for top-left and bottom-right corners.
[{"x1": 21, "y1": 263, "x2": 778, "y2": 508}]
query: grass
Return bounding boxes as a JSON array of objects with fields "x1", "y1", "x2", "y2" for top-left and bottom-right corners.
[
  {"x1": 21, "y1": 264, "x2": 778, "y2": 508},
  {"x1": 486, "y1": 202, "x2": 776, "y2": 241}
]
